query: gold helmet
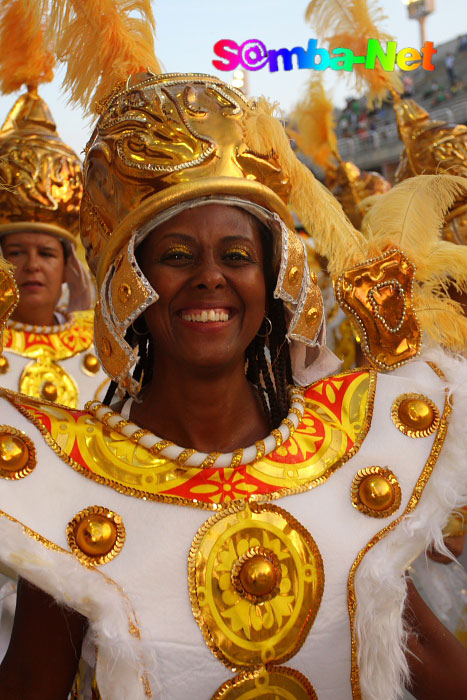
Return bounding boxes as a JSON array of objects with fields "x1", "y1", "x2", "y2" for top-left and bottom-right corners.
[
  {"x1": 393, "y1": 98, "x2": 467, "y2": 245},
  {"x1": 0, "y1": 0, "x2": 91, "y2": 311},
  {"x1": 82, "y1": 72, "x2": 334, "y2": 393},
  {"x1": 0, "y1": 0, "x2": 82, "y2": 243},
  {"x1": 0, "y1": 86, "x2": 82, "y2": 244}
]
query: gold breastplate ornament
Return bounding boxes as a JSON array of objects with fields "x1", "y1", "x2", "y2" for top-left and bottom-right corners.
[
  {"x1": 3, "y1": 311, "x2": 96, "y2": 407},
  {"x1": 4, "y1": 369, "x2": 376, "y2": 698}
]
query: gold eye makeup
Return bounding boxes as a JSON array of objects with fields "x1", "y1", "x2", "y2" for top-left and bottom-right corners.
[{"x1": 224, "y1": 246, "x2": 253, "y2": 261}]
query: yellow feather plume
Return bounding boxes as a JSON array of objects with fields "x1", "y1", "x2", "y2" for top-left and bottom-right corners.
[
  {"x1": 361, "y1": 175, "x2": 467, "y2": 351},
  {"x1": 289, "y1": 75, "x2": 338, "y2": 169},
  {"x1": 44, "y1": 0, "x2": 161, "y2": 114},
  {"x1": 0, "y1": 0, "x2": 54, "y2": 93},
  {"x1": 242, "y1": 98, "x2": 367, "y2": 275},
  {"x1": 305, "y1": 0, "x2": 402, "y2": 106}
]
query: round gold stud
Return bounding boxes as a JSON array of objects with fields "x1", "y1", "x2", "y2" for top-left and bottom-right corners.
[
  {"x1": 391, "y1": 393, "x2": 440, "y2": 438},
  {"x1": 306, "y1": 307, "x2": 320, "y2": 325},
  {"x1": 101, "y1": 338, "x2": 112, "y2": 357},
  {"x1": 41, "y1": 381, "x2": 58, "y2": 402},
  {"x1": 118, "y1": 283, "x2": 132, "y2": 303},
  {"x1": 0, "y1": 356, "x2": 10, "y2": 374},
  {"x1": 310, "y1": 271, "x2": 318, "y2": 284},
  {"x1": 288, "y1": 266, "x2": 300, "y2": 284},
  {"x1": 82, "y1": 353, "x2": 100, "y2": 375},
  {"x1": 351, "y1": 467, "x2": 401, "y2": 518},
  {"x1": 231, "y1": 546, "x2": 282, "y2": 604},
  {"x1": 67, "y1": 506, "x2": 125, "y2": 566},
  {"x1": 0, "y1": 427, "x2": 36, "y2": 479},
  {"x1": 359, "y1": 475, "x2": 394, "y2": 511}
]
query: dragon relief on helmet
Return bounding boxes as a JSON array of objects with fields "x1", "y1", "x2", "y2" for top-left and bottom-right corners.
[{"x1": 0, "y1": 137, "x2": 82, "y2": 228}]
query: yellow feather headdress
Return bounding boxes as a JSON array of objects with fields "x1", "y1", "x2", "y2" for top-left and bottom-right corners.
[
  {"x1": 288, "y1": 74, "x2": 338, "y2": 170},
  {"x1": 305, "y1": 0, "x2": 402, "y2": 106},
  {"x1": 0, "y1": 0, "x2": 55, "y2": 93},
  {"x1": 44, "y1": 0, "x2": 161, "y2": 114},
  {"x1": 361, "y1": 175, "x2": 467, "y2": 352}
]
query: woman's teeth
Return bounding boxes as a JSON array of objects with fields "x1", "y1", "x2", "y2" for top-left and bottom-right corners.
[{"x1": 181, "y1": 310, "x2": 230, "y2": 322}]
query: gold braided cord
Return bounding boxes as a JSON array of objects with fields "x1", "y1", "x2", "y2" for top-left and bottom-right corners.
[
  {"x1": 305, "y1": 0, "x2": 402, "y2": 106},
  {"x1": 0, "y1": 0, "x2": 54, "y2": 93},
  {"x1": 43, "y1": 0, "x2": 161, "y2": 114},
  {"x1": 347, "y1": 388, "x2": 451, "y2": 697}
]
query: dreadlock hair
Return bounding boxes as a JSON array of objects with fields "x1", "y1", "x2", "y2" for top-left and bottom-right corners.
[{"x1": 104, "y1": 212, "x2": 294, "y2": 430}]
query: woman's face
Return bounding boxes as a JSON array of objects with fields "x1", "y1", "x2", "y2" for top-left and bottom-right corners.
[
  {"x1": 1, "y1": 232, "x2": 66, "y2": 321},
  {"x1": 139, "y1": 204, "x2": 267, "y2": 375}
]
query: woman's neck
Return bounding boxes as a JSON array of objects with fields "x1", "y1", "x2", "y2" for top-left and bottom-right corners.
[
  {"x1": 129, "y1": 362, "x2": 270, "y2": 453},
  {"x1": 11, "y1": 306, "x2": 57, "y2": 327}
]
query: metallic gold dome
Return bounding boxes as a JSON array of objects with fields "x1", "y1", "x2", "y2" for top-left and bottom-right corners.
[
  {"x1": 351, "y1": 467, "x2": 401, "y2": 518},
  {"x1": 231, "y1": 545, "x2": 282, "y2": 603},
  {"x1": 40, "y1": 381, "x2": 58, "y2": 402},
  {"x1": 0, "y1": 433, "x2": 29, "y2": 472},
  {"x1": 67, "y1": 506, "x2": 126, "y2": 566},
  {"x1": 392, "y1": 393, "x2": 440, "y2": 438},
  {"x1": 239, "y1": 555, "x2": 278, "y2": 597},
  {"x1": 0, "y1": 356, "x2": 9, "y2": 374},
  {"x1": 358, "y1": 475, "x2": 395, "y2": 512},
  {"x1": 75, "y1": 514, "x2": 117, "y2": 557},
  {"x1": 0, "y1": 427, "x2": 36, "y2": 479},
  {"x1": 82, "y1": 353, "x2": 100, "y2": 375}
]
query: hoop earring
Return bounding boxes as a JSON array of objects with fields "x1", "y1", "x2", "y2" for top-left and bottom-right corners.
[
  {"x1": 131, "y1": 317, "x2": 149, "y2": 337},
  {"x1": 257, "y1": 316, "x2": 272, "y2": 338}
]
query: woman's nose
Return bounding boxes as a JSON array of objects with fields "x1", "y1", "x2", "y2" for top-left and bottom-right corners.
[
  {"x1": 192, "y1": 258, "x2": 226, "y2": 290},
  {"x1": 24, "y1": 251, "x2": 40, "y2": 270}
]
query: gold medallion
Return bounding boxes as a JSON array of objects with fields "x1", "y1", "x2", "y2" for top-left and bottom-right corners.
[
  {"x1": 351, "y1": 467, "x2": 401, "y2": 518},
  {"x1": 391, "y1": 393, "x2": 440, "y2": 438},
  {"x1": 212, "y1": 666, "x2": 317, "y2": 699},
  {"x1": 81, "y1": 353, "x2": 101, "y2": 376},
  {"x1": 189, "y1": 503, "x2": 324, "y2": 669},
  {"x1": 20, "y1": 358, "x2": 79, "y2": 407},
  {"x1": 67, "y1": 506, "x2": 126, "y2": 566},
  {"x1": 0, "y1": 425, "x2": 36, "y2": 479}
]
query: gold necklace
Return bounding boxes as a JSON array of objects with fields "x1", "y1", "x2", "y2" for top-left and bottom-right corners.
[{"x1": 86, "y1": 387, "x2": 306, "y2": 469}]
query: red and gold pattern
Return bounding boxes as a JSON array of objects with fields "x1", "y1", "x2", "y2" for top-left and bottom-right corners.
[
  {"x1": 4, "y1": 311, "x2": 95, "y2": 360},
  {"x1": 4, "y1": 370, "x2": 375, "y2": 510}
]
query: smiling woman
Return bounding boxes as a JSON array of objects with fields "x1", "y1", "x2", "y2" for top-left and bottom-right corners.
[
  {"x1": 0, "y1": 2, "x2": 466, "y2": 700},
  {"x1": 126, "y1": 204, "x2": 293, "y2": 444}
]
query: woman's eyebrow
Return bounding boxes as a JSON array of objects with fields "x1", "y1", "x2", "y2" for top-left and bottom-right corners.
[
  {"x1": 155, "y1": 232, "x2": 196, "y2": 243},
  {"x1": 39, "y1": 246, "x2": 59, "y2": 253}
]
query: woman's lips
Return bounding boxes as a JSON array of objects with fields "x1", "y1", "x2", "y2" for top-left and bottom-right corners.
[{"x1": 21, "y1": 281, "x2": 45, "y2": 290}]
